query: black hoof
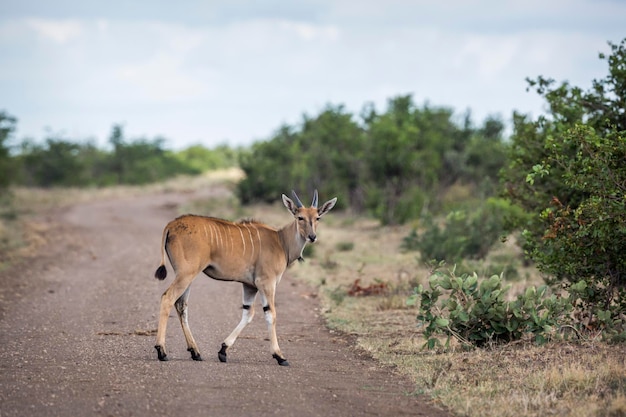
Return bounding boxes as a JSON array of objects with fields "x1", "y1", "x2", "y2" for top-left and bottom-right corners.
[
  {"x1": 273, "y1": 353, "x2": 290, "y2": 366},
  {"x1": 218, "y1": 343, "x2": 228, "y2": 363},
  {"x1": 155, "y1": 345, "x2": 168, "y2": 361},
  {"x1": 188, "y1": 347, "x2": 203, "y2": 361}
]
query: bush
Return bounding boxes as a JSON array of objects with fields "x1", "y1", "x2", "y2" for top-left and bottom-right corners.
[
  {"x1": 402, "y1": 198, "x2": 520, "y2": 262},
  {"x1": 0, "y1": 111, "x2": 16, "y2": 190},
  {"x1": 336, "y1": 241, "x2": 355, "y2": 252},
  {"x1": 9, "y1": 123, "x2": 222, "y2": 188},
  {"x1": 529, "y1": 125, "x2": 626, "y2": 316},
  {"x1": 237, "y1": 107, "x2": 364, "y2": 208},
  {"x1": 503, "y1": 39, "x2": 626, "y2": 333},
  {"x1": 408, "y1": 265, "x2": 571, "y2": 349},
  {"x1": 175, "y1": 144, "x2": 239, "y2": 172}
]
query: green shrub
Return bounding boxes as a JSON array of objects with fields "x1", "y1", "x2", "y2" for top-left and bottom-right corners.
[
  {"x1": 0, "y1": 111, "x2": 16, "y2": 190},
  {"x1": 501, "y1": 39, "x2": 626, "y2": 337},
  {"x1": 302, "y1": 244, "x2": 315, "y2": 259},
  {"x1": 336, "y1": 241, "x2": 354, "y2": 252},
  {"x1": 403, "y1": 198, "x2": 520, "y2": 262},
  {"x1": 12, "y1": 125, "x2": 203, "y2": 187},
  {"x1": 455, "y1": 257, "x2": 521, "y2": 282},
  {"x1": 408, "y1": 265, "x2": 571, "y2": 349}
]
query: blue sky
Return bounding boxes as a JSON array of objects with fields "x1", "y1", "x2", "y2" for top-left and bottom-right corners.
[{"x1": 1, "y1": 1, "x2": 624, "y2": 149}]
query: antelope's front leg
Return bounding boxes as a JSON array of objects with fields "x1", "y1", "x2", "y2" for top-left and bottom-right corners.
[
  {"x1": 218, "y1": 284, "x2": 258, "y2": 363},
  {"x1": 259, "y1": 283, "x2": 289, "y2": 366}
]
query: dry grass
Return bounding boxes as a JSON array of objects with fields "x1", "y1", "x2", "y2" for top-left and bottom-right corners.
[
  {"x1": 10, "y1": 168, "x2": 243, "y2": 211},
  {"x1": 4, "y1": 177, "x2": 626, "y2": 417}
]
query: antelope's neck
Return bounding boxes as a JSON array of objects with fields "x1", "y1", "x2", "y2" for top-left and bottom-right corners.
[{"x1": 278, "y1": 221, "x2": 306, "y2": 266}]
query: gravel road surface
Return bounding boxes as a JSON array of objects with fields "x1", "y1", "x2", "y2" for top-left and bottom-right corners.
[{"x1": 0, "y1": 187, "x2": 448, "y2": 417}]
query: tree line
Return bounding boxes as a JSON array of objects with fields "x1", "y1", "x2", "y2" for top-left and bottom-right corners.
[
  {"x1": 238, "y1": 98, "x2": 507, "y2": 225},
  {"x1": 0, "y1": 122, "x2": 239, "y2": 188}
]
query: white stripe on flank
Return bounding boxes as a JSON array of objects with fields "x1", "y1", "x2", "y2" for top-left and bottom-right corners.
[
  {"x1": 208, "y1": 223, "x2": 215, "y2": 246},
  {"x1": 217, "y1": 224, "x2": 223, "y2": 248},
  {"x1": 245, "y1": 224, "x2": 255, "y2": 258},
  {"x1": 238, "y1": 226, "x2": 246, "y2": 257}
]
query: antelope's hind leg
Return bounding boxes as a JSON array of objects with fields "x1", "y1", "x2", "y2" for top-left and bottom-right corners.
[
  {"x1": 155, "y1": 271, "x2": 197, "y2": 361},
  {"x1": 175, "y1": 286, "x2": 202, "y2": 361},
  {"x1": 218, "y1": 284, "x2": 258, "y2": 363}
]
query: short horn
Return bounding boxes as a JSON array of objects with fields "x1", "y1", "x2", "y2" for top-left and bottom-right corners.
[
  {"x1": 291, "y1": 190, "x2": 304, "y2": 208},
  {"x1": 311, "y1": 189, "x2": 318, "y2": 208}
]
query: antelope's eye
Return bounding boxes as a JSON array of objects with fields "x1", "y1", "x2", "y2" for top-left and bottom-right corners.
[
  {"x1": 297, "y1": 216, "x2": 305, "y2": 221},
  {"x1": 316, "y1": 217, "x2": 321, "y2": 221}
]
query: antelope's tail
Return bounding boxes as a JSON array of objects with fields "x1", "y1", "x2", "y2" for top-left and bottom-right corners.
[{"x1": 154, "y1": 227, "x2": 169, "y2": 280}]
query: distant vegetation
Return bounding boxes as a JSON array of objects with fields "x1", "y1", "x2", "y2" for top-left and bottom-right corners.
[
  {"x1": 0, "y1": 120, "x2": 240, "y2": 188},
  {"x1": 0, "y1": 111, "x2": 16, "y2": 190},
  {"x1": 238, "y1": 98, "x2": 507, "y2": 226}
]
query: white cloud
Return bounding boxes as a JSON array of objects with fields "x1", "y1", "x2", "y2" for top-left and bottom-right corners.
[
  {"x1": 455, "y1": 36, "x2": 519, "y2": 78},
  {"x1": 25, "y1": 18, "x2": 83, "y2": 44},
  {"x1": 115, "y1": 53, "x2": 215, "y2": 102},
  {"x1": 276, "y1": 20, "x2": 339, "y2": 42}
]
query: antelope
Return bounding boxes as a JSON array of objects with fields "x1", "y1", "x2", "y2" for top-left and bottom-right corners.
[{"x1": 154, "y1": 190, "x2": 337, "y2": 366}]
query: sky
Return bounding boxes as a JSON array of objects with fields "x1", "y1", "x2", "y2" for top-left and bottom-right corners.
[{"x1": 1, "y1": 1, "x2": 625, "y2": 150}]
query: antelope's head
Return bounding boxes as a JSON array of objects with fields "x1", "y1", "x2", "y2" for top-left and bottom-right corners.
[{"x1": 282, "y1": 190, "x2": 337, "y2": 243}]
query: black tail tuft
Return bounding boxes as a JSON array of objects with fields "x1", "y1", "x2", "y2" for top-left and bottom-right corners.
[{"x1": 155, "y1": 265, "x2": 167, "y2": 280}]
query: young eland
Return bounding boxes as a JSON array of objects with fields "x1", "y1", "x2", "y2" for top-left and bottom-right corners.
[{"x1": 154, "y1": 190, "x2": 337, "y2": 366}]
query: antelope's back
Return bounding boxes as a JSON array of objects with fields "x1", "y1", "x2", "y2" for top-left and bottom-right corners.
[{"x1": 166, "y1": 215, "x2": 284, "y2": 282}]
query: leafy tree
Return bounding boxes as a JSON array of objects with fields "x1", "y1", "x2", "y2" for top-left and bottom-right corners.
[
  {"x1": 238, "y1": 125, "x2": 300, "y2": 204},
  {"x1": 0, "y1": 111, "x2": 17, "y2": 189},
  {"x1": 298, "y1": 105, "x2": 366, "y2": 210},
  {"x1": 462, "y1": 116, "x2": 507, "y2": 195},
  {"x1": 105, "y1": 124, "x2": 197, "y2": 185},
  {"x1": 238, "y1": 106, "x2": 364, "y2": 208},
  {"x1": 176, "y1": 144, "x2": 239, "y2": 172},
  {"x1": 502, "y1": 39, "x2": 626, "y2": 333},
  {"x1": 403, "y1": 197, "x2": 518, "y2": 262},
  {"x1": 77, "y1": 141, "x2": 112, "y2": 185},
  {"x1": 363, "y1": 95, "x2": 461, "y2": 224},
  {"x1": 17, "y1": 137, "x2": 87, "y2": 187}
]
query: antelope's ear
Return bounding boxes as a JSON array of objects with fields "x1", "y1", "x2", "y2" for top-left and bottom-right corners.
[
  {"x1": 282, "y1": 194, "x2": 299, "y2": 215},
  {"x1": 318, "y1": 197, "x2": 337, "y2": 217}
]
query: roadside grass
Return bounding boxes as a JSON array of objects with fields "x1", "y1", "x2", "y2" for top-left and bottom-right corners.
[
  {"x1": 4, "y1": 178, "x2": 625, "y2": 417},
  {"x1": 10, "y1": 167, "x2": 243, "y2": 211}
]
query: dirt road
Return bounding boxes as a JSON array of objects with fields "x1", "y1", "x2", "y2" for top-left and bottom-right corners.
[{"x1": 0, "y1": 186, "x2": 448, "y2": 416}]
